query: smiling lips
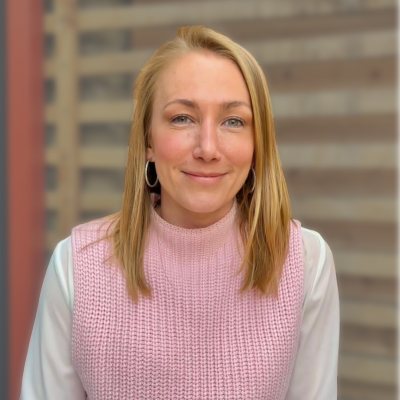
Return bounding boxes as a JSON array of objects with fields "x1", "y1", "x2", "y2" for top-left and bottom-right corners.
[{"x1": 182, "y1": 171, "x2": 227, "y2": 184}]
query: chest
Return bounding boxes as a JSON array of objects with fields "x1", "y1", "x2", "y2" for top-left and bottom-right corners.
[{"x1": 72, "y1": 251, "x2": 303, "y2": 400}]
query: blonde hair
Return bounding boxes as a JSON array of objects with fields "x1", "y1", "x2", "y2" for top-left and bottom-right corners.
[{"x1": 92, "y1": 25, "x2": 294, "y2": 303}]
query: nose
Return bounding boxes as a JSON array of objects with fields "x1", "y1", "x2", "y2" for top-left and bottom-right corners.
[{"x1": 192, "y1": 120, "x2": 222, "y2": 162}]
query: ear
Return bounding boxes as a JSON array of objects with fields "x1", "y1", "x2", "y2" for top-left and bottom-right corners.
[
  {"x1": 147, "y1": 146, "x2": 155, "y2": 162},
  {"x1": 146, "y1": 126, "x2": 155, "y2": 161}
]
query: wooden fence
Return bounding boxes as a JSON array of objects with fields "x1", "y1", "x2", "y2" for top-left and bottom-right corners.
[{"x1": 43, "y1": 1, "x2": 397, "y2": 399}]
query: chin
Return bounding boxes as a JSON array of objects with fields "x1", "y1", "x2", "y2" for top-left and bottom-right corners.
[{"x1": 179, "y1": 192, "x2": 232, "y2": 215}]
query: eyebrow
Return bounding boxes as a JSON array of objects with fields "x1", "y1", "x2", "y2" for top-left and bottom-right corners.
[{"x1": 163, "y1": 98, "x2": 252, "y2": 111}]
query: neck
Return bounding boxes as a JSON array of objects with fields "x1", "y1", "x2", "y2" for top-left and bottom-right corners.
[
  {"x1": 150, "y1": 192, "x2": 239, "y2": 257},
  {"x1": 155, "y1": 191, "x2": 235, "y2": 229}
]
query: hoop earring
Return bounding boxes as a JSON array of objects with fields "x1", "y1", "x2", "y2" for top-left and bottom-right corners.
[
  {"x1": 250, "y1": 167, "x2": 256, "y2": 193},
  {"x1": 145, "y1": 160, "x2": 159, "y2": 188}
]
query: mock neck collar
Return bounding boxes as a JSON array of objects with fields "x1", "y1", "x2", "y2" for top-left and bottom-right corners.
[{"x1": 150, "y1": 194, "x2": 239, "y2": 255}]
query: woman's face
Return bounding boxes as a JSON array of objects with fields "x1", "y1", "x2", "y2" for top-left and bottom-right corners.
[{"x1": 148, "y1": 50, "x2": 254, "y2": 217}]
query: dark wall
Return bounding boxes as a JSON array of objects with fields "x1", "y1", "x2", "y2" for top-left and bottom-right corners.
[{"x1": 0, "y1": 0, "x2": 9, "y2": 398}]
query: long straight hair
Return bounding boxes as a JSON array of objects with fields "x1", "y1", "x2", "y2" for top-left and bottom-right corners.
[{"x1": 92, "y1": 25, "x2": 294, "y2": 303}]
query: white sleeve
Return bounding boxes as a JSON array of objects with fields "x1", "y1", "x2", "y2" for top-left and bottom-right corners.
[
  {"x1": 20, "y1": 236, "x2": 86, "y2": 400},
  {"x1": 285, "y1": 227, "x2": 340, "y2": 400}
]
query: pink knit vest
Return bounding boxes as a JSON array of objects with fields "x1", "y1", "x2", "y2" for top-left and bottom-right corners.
[{"x1": 71, "y1": 201, "x2": 304, "y2": 399}]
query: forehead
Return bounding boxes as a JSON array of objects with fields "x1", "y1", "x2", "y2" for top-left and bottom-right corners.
[{"x1": 153, "y1": 50, "x2": 251, "y2": 106}]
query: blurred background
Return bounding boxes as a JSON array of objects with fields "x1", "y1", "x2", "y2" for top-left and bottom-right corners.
[{"x1": 2, "y1": 0, "x2": 397, "y2": 399}]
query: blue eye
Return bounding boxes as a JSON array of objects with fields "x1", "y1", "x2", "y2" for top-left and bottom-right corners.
[
  {"x1": 224, "y1": 118, "x2": 244, "y2": 127},
  {"x1": 171, "y1": 115, "x2": 192, "y2": 124}
]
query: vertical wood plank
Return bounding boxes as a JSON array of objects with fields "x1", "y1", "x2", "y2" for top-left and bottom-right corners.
[{"x1": 55, "y1": 0, "x2": 80, "y2": 237}]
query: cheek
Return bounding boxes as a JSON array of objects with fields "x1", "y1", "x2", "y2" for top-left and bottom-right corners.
[
  {"x1": 223, "y1": 135, "x2": 254, "y2": 168},
  {"x1": 153, "y1": 133, "x2": 191, "y2": 167}
]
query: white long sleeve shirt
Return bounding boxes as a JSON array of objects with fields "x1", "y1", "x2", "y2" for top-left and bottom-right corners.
[{"x1": 20, "y1": 226, "x2": 340, "y2": 399}]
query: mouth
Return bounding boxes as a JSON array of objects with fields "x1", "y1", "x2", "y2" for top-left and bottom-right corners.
[{"x1": 182, "y1": 171, "x2": 227, "y2": 184}]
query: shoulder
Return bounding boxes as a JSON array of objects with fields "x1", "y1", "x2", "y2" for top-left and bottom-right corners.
[
  {"x1": 47, "y1": 236, "x2": 74, "y2": 312},
  {"x1": 53, "y1": 236, "x2": 72, "y2": 280},
  {"x1": 290, "y1": 219, "x2": 328, "y2": 269},
  {"x1": 299, "y1": 225, "x2": 336, "y2": 310},
  {"x1": 71, "y1": 217, "x2": 116, "y2": 252},
  {"x1": 72, "y1": 217, "x2": 114, "y2": 235},
  {"x1": 301, "y1": 226, "x2": 326, "y2": 264}
]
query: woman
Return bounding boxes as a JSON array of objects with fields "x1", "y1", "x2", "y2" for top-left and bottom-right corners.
[{"x1": 21, "y1": 26, "x2": 339, "y2": 399}]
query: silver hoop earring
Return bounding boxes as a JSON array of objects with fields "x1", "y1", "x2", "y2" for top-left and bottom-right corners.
[
  {"x1": 250, "y1": 167, "x2": 256, "y2": 193},
  {"x1": 145, "y1": 160, "x2": 159, "y2": 188}
]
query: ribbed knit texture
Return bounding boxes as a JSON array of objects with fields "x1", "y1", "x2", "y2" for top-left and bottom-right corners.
[{"x1": 71, "y1": 200, "x2": 304, "y2": 400}]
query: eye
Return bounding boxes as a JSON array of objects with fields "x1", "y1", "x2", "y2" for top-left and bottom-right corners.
[
  {"x1": 171, "y1": 115, "x2": 192, "y2": 124},
  {"x1": 224, "y1": 117, "x2": 244, "y2": 128}
]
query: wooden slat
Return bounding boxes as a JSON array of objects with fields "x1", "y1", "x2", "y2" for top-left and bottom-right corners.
[
  {"x1": 246, "y1": 29, "x2": 396, "y2": 64},
  {"x1": 340, "y1": 324, "x2": 396, "y2": 358},
  {"x1": 45, "y1": 88, "x2": 396, "y2": 124},
  {"x1": 337, "y1": 275, "x2": 396, "y2": 303},
  {"x1": 279, "y1": 143, "x2": 395, "y2": 169},
  {"x1": 338, "y1": 378, "x2": 396, "y2": 400},
  {"x1": 55, "y1": 0, "x2": 80, "y2": 238},
  {"x1": 79, "y1": 100, "x2": 133, "y2": 122},
  {"x1": 47, "y1": 55, "x2": 398, "y2": 96},
  {"x1": 46, "y1": 148, "x2": 128, "y2": 168},
  {"x1": 272, "y1": 88, "x2": 395, "y2": 118},
  {"x1": 44, "y1": 30, "x2": 396, "y2": 78},
  {"x1": 285, "y1": 169, "x2": 397, "y2": 197},
  {"x1": 44, "y1": 0, "x2": 396, "y2": 33},
  {"x1": 49, "y1": 195, "x2": 396, "y2": 227},
  {"x1": 130, "y1": 10, "x2": 396, "y2": 48},
  {"x1": 50, "y1": 193, "x2": 398, "y2": 223},
  {"x1": 81, "y1": 147, "x2": 128, "y2": 168},
  {"x1": 46, "y1": 191, "x2": 58, "y2": 210},
  {"x1": 300, "y1": 220, "x2": 396, "y2": 252},
  {"x1": 339, "y1": 354, "x2": 396, "y2": 386},
  {"x1": 138, "y1": 0, "x2": 396, "y2": 9},
  {"x1": 46, "y1": 143, "x2": 396, "y2": 170},
  {"x1": 80, "y1": 192, "x2": 122, "y2": 211},
  {"x1": 292, "y1": 197, "x2": 395, "y2": 223},
  {"x1": 266, "y1": 56, "x2": 396, "y2": 93},
  {"x1": 276, "y1": 114, "x2": 397, "y2": 143},
  {"x1": 73, "y1": 49, "x2": 153, "y2": 77},
  {"x1": 45, "y1": 100, "x2": 133, "y2": 123},
  {"x1": 45, "y1": 148, "x2": 58, "y2": 165},
  {"x1": 73, "y1": 57, "x2": 396, "y2": 100},
  {"x1": 46, "y1": 232, "x2": 60, "y2": 252},
  {"x1": 47, "y1": 191, "x2": 122, "y2": 212},
  {"x1": 340, "y1": 301, "x2": 396, "y2": 329},
  {"x1": 334, "y1": 251, "x2": 397, "y2": 279},
  {"x1": 134, "y1": 0, "x2": 395, "y2": 11}
]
